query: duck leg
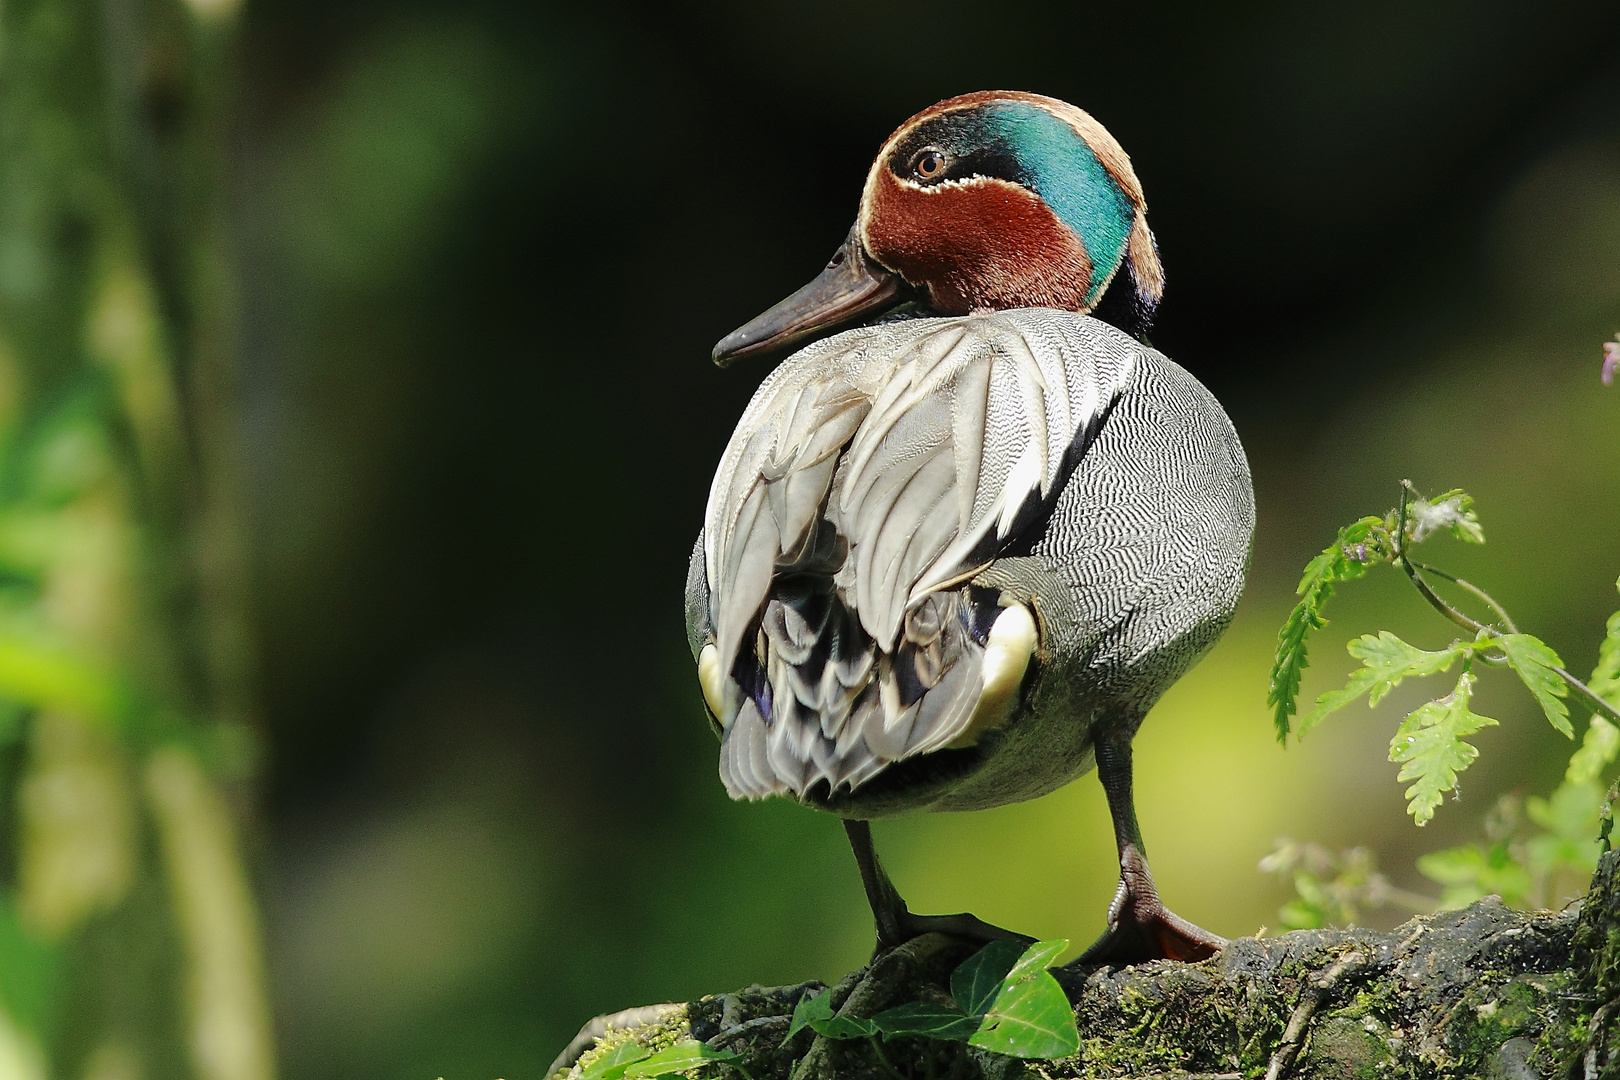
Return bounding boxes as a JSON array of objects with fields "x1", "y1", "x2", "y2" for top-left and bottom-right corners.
[
  {"x1": 843, "y1": 819, "x2": 1031, "y2": 957},
  {"x1": 1078, "y1": 726, "x2": 1225, "y2": 965}
]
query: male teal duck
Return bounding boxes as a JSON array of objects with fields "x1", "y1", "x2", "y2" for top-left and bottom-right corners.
[{"x1": 685, "y1": 91, "x2": 1255, "y2": 964}]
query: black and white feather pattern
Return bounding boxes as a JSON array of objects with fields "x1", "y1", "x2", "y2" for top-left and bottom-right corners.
[{"x1": 698, "y1": 310, "x2": 1147, "y2": 801}]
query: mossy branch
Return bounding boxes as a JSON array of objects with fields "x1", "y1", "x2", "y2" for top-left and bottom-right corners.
[{"x1": 553, "y1": 851, "x2": 1620, "y2": 1080}]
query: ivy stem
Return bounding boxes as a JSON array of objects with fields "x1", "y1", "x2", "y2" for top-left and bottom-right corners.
[
  {"x1": 1394, "y1": 481, "x2": 1620, "y2": 728},
  {"x1": 866, "y1": 1036, "x2": 906, "y2": 1080}
]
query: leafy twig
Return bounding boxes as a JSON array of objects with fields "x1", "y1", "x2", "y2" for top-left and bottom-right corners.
[
  {"x1": 1268, "y1": 516, "x2": 1383, "y2": 741},
  {"x1": 1259, "y1": 841, "x2": 1434, "y2": 929},
  {"x1": 1272, "y1": 484, "x2": 1620, "y2": 825},
  {"x1": 1394, "y1": 483, "x2": 1484, "y2": 636},
  {"x1": 1390, "y1": 482, "x2": 1620, "y2": 727}
]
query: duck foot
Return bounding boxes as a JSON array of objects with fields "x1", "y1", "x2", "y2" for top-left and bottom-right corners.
[
  {"x1": 844, "y1": 819, "x2": 1033, "y2": 959},
  {"x1": 1076, "y1": 842, "x2": 1224, "y2": 966},
  {"x1": 876, "y1": 909, "x2": 1033, "y2": 958}
]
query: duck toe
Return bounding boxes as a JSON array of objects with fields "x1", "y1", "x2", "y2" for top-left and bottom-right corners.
[{"x1": 1073, "y1": 843, "x2": 1225, "y2": 966}]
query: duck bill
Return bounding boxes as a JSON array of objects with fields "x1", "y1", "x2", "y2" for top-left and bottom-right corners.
[{"x1": 712, "y1": 227, "x2": 903, "y2": 367}]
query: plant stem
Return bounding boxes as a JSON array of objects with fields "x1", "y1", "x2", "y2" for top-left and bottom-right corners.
[
  {"x1": 1390, "y1": 485, "x2": 1481, "y2": 635},
  {"x1": 1393, "y1": 482, "x2": 1620, "y2": 727},
  {"x1": 1409, "y1": 562, "x2": 1519, "y2": 633},
  {"x1": 1402, "y1": 559, "x2": 1486, "y2": 635},
  {"x1": 1556, "y1": 665, "x2": 1620, "y2": 727}
]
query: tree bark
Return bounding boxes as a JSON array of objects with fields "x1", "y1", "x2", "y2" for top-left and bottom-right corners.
[{"x1": 551, "y1": 850, "x2": 1620, "y2": 1080}]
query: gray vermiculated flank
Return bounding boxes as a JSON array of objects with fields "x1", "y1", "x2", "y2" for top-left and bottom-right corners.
[
  {"x1": 684, "y1": 533, "x2": 710, "y2": 663},
  {"x1": 688, "y1": 309, "x2": 1254, "y2": 815}
]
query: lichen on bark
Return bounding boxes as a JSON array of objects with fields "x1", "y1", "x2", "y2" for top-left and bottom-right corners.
[{"x1": 552, "y1": 851, "x2": 1620, "y2": 1080}]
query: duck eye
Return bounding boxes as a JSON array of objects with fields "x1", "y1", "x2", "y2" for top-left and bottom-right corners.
[{"x1": 912, "y1": 149, "x2": 948, "y2": 181}]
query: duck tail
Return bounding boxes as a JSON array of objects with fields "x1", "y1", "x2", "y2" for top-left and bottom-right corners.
[{"x1": 718, "y1": 581, "x2": 1000, "y2": 802}]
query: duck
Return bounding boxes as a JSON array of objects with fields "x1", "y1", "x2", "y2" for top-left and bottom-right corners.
[{"x1": 684, "y1": 90, "x2": 1254, "y2": 964}]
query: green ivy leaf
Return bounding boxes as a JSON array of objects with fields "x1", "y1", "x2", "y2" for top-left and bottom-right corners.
[
  {"x1": 1601, "y1": 783, "x2": 1617, "y2": 852},
  {"x1": 1389, "y1": 671, "x2": 1498, "y2": 825},
  {"x1": 1269, "y1": 517, "x2": 1383, "y2": 742},
  {"x1": 1568, "y1": 716, "x2": 1620, "y2": 787},
  {"x1": 1298, "y1": 632, "x2": 1468, "y2": 737},
  {"x1": 785, "y1": 986, "x2": 877, "y2": 1043},
  {"x1": 1004, "y1": 939, "x2": 1067, "y2": 981},
  {"x1": 1495, "y1": 633, "x2": 1572, "y2": 738},
  {"x1": 577, "y1": 1042, "x2": 652, "y2": 1080},
  {"x1": 810, "y1": 1015, "x2": 878, "y2": 1040},
  {"x1": 623, "y1": 1039, "x2": 738, "y2": 1077},
  {"x1": 968, "y1": 979, "x2": 1079, "y2": 1060},
  {"x1": 950, "y1": 939, "x2": 1024, "y2": 1017},
  {"x1": 782, "y1": 986, "x2": 830, "y2": 1044},
  {"x1": 870, "y1": 1001, "x2": 980, "y2": 1042},
  {"x1": 966, "y1": 939, "x2": 1078, "y2": 1060}
]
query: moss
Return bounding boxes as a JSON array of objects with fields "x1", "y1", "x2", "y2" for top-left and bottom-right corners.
[
  {"x1": 1441, "y1": 972, "x2": 1559, "y2": 1072},
  {"x1": 1328, "y1": 976, "x2": 1401, "y2": 1023},
  {"x1": 1063, "y1": 1032, "x2": 1189, "y2": 1076},
  {"x1": 1297, "y1": 1015, "x2": 1392, "y2": 1079},
  {"x1": 562, "y1": 1009, "x2": 691, "y2": 1080},
  {"x1": 553, "y1": 853, "x2": 1620, "y2": 1080}
]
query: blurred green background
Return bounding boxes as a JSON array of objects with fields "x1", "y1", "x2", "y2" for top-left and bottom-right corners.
[{"x1": 2, "y1": 1, "x2": 1620, "y2": 1079}]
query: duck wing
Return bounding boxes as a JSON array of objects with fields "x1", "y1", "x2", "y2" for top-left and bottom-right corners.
[{"x1": 701, "y1": 310, "x2": 1137, "y2": 799}]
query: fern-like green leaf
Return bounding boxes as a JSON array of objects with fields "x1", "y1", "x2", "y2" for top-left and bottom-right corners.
[
  {"x1": 1408, "y1": 489, "x2": 1485, "y2": 545},
  {"x1": 1298, "y1": 632, "x2": 1469, "y2": 738},
  {"x1": 1567, "y1": 716, "x2": 1620, "y2": 787},
  {"x1": 1389, "y1": 671, "x2": 1498, "y2": 825},
  {"x1": 1495, "y1": 633, "x2": 1572, "y2": 738},
  {"x1": 1590, "y1": 577, "x2": 1620, "y2": 708},
  {"x1": 1269, "y1": 517, "x2": 1383, "y2": 742},
  {"x1": 1416, "y1": 842, "x2": 1531, "y2": 909}
]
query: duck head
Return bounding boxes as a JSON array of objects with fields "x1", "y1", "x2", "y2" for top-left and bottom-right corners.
[{"x1": 714, "y1": 91, "x2": 1164, "y2": 366}]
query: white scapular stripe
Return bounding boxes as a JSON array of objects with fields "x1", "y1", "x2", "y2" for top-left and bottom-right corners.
[
  {"x1": 950, "y1": 604, "x2": 1038, "y2": 748},
  {"x1": 697, "y1": 643, "x2": 727, "y2": 724}
]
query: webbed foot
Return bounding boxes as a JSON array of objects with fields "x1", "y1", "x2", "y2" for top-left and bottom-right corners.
[
  {"x1": 876, "y1": 908, "x2": 1033, "y2": 959},
  {"x1": 1076, "y1": 842, "x2": 1224, "y2": 965},
  {"x1": 844, "y1": 819, "x2": 1034, "y2": 959}
]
